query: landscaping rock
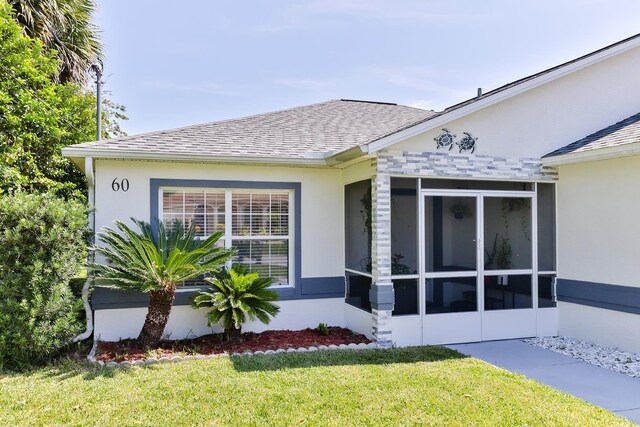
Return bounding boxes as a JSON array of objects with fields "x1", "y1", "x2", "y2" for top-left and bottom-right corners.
[{"x1": 525, "y1": 336, "x2": 640, "y2": 379}]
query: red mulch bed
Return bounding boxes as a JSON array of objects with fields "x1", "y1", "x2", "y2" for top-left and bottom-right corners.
[{"x1": 97, "y1": 327, "x2": 370, "y2": 363}]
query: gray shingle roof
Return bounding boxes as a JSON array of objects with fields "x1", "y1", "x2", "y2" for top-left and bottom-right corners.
[
  {"x1": 66, "y1": 99, "x2": 434, "y2": 160},
  {"x1": 544, "y1": 112, "x2": 640, "y2": 158}
]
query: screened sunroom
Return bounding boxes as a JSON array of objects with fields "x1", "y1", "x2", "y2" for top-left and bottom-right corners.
[{"x1": 345, "y1": 176, "x2": 557, "y2": 347}]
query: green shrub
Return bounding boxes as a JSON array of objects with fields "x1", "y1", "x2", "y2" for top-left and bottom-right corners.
[
  {"x1": 317, "y1": 322, "x2": 329, "y2": 336},
  {"x1": 192, "y1": 265, "x2": 280, "y2": 341},
  {"x1": 0, "y1": 191, "x2": 88, "y2": 371}
]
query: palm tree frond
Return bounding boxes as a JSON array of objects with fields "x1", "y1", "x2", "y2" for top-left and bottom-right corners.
[{"x1": 8, "y1": 0, "x2": 103, "y2": 84}]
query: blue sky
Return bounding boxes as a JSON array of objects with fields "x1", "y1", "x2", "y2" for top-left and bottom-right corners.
[{"x1": 96, "y1": 1, "x2": 640, "y2": 135}]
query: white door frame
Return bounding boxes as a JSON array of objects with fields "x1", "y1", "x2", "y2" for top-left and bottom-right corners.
[
  {"x1": 420, "y1": 190, "x2": 482, "y2": 344},
  {"x1": 419, "y1": 188, "x2": 538, "y2": 344}
]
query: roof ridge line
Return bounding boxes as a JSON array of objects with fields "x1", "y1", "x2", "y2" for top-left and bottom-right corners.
[
  {"x1": 339, "y1": 98, "x2": 397, "y2": 106},
  {"x1": 359, "y1": 31, "x2": 640, "y2": 154}
]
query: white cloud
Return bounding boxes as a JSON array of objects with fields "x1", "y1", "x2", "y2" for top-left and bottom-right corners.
[
  {"x1": 407, "y1": 99, "x2": 436, "y2": 110},
  {"x1": 275, "y1": 78, "x2": 333, "y2": 90},
  {"x1": 290, "y1": 0, "x2": 490, "y2": 24},
  {"x1": 142, "y1": 80, "x2": 245, "y2": 97},
  {"x1": 227, "y1": 0, "x2": 490, "y2": 35},
  {"x1": 359, "y1": 65, "x2": 442, "y2": 91}
]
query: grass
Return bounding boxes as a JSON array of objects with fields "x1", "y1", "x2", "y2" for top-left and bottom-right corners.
[{"x1": 0, "y1": 347, "x2": 632, "y2": 426}]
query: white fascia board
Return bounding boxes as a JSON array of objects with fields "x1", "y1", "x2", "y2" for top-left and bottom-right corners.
[
  {"x1": 324, "y1": 145, "x2": 370, "y2": 165},
  {"x1": 541, "y1": 143, "x2": 640, "y2": 166},
  {"x1": 332, "y1": 152, "x2": 375, "y2": 169},
  {"x1": 60, "y1": 147, "x2": 329, "y2": 167},
  {"x1": 366, "y1": 37, "x2": 640, "y2": 153}
]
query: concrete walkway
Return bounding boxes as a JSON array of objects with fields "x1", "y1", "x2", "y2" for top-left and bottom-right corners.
[{"x1": 447, "y1": 340, "x2": 640, "y2": 424}]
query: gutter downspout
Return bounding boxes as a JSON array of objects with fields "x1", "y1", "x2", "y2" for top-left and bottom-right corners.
[{"x1": 72, "y1": 156, "x2": 95, "y2": 343}]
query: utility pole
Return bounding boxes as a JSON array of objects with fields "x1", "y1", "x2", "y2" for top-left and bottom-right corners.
[{"x1": 90, "y1": 62, "x2": 103, "y2": 140}]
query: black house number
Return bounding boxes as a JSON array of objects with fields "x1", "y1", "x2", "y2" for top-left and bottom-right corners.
[{"x1": 111, "y1": 178, "x2": 130, "y2": 192}]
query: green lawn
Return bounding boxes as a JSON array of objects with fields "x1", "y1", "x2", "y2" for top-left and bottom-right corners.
[{"x1": 0, "y1": 347, "x2": 631, "y2": 426}]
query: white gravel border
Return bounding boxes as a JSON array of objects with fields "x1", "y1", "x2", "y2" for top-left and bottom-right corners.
[
  {"x1": 524, "y1": 336, "x2": 640, "y2": 379},
  {"x1": 89, "y1": 342, "x2": 379, "y2": 368}
]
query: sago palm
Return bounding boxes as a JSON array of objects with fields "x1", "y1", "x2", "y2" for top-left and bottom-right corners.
[
  {"x1": 193, "y1": 265, "x2": 280, "y2": 340},
  {"x1": 93, "y1": 218, "x2": 234, "y2": 348}
]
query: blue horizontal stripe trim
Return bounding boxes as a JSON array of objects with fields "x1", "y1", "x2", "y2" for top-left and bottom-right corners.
[
  {"x1": 92, "y1": 276, "x2": 345, "y2": 310},
  {"x1": 91, "y1": 286, "x2": 201, "y2": 310},
  {"x1": 299, "y1": 276, "x2": 345, "y2": 296},
  {"x1": 557, "y1": 278, "x2": 640, "y2": 315}
]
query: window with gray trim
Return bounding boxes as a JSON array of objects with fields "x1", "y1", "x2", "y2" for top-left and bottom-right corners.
[{"x1": 160, "y1": 187, "x2": 292, "y2": 286}]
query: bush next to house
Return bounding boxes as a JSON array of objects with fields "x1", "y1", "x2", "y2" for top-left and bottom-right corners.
[{"x1": 0, "y1": 191, "x2": 88, "y2": 371}]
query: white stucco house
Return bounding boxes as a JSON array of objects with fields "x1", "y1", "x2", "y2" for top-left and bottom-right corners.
[{"x1": 63, "y1": 33, "x2": 640, "y2": 352}]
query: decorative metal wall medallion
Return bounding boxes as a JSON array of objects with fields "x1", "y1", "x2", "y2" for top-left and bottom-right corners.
[
  {"x1": 434, "y1": 128, "x2": 456, "y2": 150},
  {"x1": 456, "y1": 132, "x2": 477, "y2": 154}
]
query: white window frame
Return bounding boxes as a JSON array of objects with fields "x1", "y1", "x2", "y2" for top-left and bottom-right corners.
[{"x1": 159, "y1": 186, "x2": 294, "y2": 287}]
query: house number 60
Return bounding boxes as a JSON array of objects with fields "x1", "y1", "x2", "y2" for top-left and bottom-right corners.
[{"x1": 111, "y1": 178, "x2": 130, "y2": 192}]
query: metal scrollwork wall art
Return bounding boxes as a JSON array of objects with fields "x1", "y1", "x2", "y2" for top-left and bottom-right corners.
[
  {"x1": 434, "y1": 128, "x2": 456, "y2": 150},
  {"x1": 434, "y1": 129, "x2": 478, "y2": 154},
  {"x1": 456, "y1": 132, "x2": 477, "y2": 154}
]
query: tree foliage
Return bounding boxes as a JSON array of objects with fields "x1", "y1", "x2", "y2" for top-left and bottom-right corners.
[
  {"x1": 0, "y1": 2, "x2": 124, "y2": 198},
  {"x1": 93, "y1": 219, "x2": 235, "y2": 348},
  {"x1": 8, "y1": 0, "x2": 102, "y2": 85},
  {"x1": 0, "y1": 191, "x2": 88, "y2": 371},
  {"x1": 97, "y1": 88, "x2": 127, "y2": 139}
]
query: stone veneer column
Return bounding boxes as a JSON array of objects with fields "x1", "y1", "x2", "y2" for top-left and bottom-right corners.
[{"x1": 369, "y1": 169, "x2": 394, "y2": 347}]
